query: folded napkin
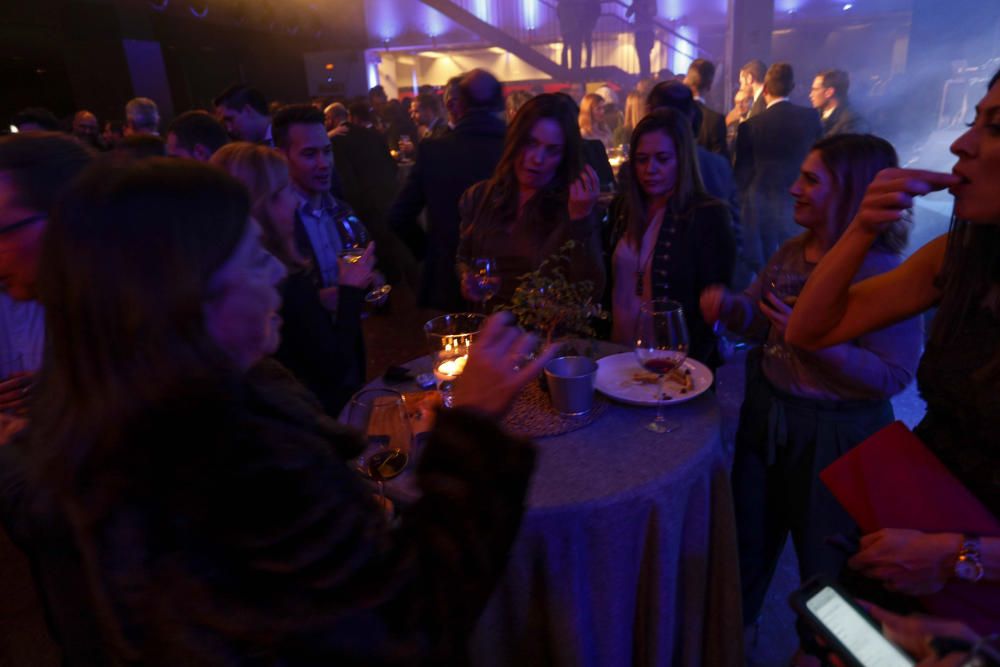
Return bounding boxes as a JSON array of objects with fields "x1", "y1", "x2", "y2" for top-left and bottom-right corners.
[{"x1": 820, "y1": 421, "x2": 1000, "y2": 633}]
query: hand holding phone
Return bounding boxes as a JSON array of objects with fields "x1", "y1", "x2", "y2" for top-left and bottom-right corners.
[{"x1": 790, "y1": 576, "x2": 914, "y2": 667}]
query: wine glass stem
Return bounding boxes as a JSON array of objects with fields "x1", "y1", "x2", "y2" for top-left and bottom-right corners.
[{"x1": 655, "y1": 374, "x2": 666, "y2": 425}]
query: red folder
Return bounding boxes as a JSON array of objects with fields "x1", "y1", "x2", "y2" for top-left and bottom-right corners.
[{"x1": 820, "y1": 421, "x2": 1000, "y2": 633}]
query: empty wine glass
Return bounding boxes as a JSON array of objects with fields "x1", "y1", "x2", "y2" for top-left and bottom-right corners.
[
  {"x1": 634, "y1": 299, "x2": 690, "y2": 433},
  {"x1": 465, "y1": 257, "x2": 501, "y2": 309},
  {"x1": 347, "y1": 389, "x2": 411, "y2": 509},
  {"x1": 338, "y1": 214, "x2": 391, "y2": 304}
]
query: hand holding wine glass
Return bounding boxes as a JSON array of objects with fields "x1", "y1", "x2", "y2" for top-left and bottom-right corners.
[
  {"x1": 463, "y1": 257, "x2": 501, "y2": 308},
  {"x1": 762, "y1": 267, "x2": 806, "y2": 358},
  {"x1": 634, "y1": 299, "x2": 689, "y2": 434},
  {"x1": 339, "y1": 215, "x2": 391, "y2": 304},
  {"x1": 337, "y1": 242, "x2": 376, "y2": 289},
  {"x1": 347, "y1": 389, "x2": 411, "y2": 510}
]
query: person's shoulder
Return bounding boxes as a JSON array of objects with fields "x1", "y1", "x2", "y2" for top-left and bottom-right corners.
[
  {"x1": 689, "y1": 192, "x2": 731, "y2": 225},
  {"x1": 459, "y1": 179, "x2": 490, "y2": 210}
]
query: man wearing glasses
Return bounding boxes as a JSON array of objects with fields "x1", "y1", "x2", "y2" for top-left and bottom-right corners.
[{"x1": 0, "y1": 132, "x2": 93, "y2": 416}]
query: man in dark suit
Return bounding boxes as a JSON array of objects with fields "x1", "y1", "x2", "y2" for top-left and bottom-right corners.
[
  {"x1": 213, "y1": 84, "x2": 273, "y2": 145},
  {"x1": 734, "y1": 62, "x2": 822, "y2": 278},
  {"x1": 329, "y1": 102, "x2": 417, "y2": 285},
  {"x1": 740, "y1": 60, "x2": 768, "y2": 119},
  {"x1": 388, "y1": 69, "x2": 506, "y2": 311},
  {"x1": 685, "y1": 58, "x2": 728, "y2": 158},
  {"x1": 410, "y1": 93, "x2": 449, "y2": 141},
  {"x1": 810, "y1": 69, "x2": 869, "y2": 138}
]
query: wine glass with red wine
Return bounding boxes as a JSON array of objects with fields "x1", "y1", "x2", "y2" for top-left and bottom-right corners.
[
  {"x1": 634, "y1": 299, "x2": 690, "y2": 433},
  {"x1": 347, "y1": 388, "x2": 411, "y2": 509}
]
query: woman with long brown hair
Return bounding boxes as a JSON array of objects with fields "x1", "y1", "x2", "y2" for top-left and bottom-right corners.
[
  {"x1": 608, "y1": 108, "x2": 735, "y2": 369},
  {"x1": 701, "y1": 133, "x2": 922, "y2": 636},
  {"x1": 457, "y1": 93, "x2": 604, "y2": 307}
]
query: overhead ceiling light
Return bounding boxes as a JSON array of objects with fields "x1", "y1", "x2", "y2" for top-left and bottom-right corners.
[
  {"x1": 842, "y1": 3, "x2": 853, "y2": 9},
  {"x1": 419, "y1": 51, "x2": 448, "y2": 58},
  {"x1": 487, "y1": 47, "x2": 506, "y2": 55}
]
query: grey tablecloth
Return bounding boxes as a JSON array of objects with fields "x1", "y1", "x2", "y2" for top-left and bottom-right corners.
[{"x1": 365, "y1": 349, "x2": 744, "y2": 667}]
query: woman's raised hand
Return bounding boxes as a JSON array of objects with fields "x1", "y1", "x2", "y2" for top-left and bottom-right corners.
[
  {"x1": 851, "y1": 168, "x2": 960, "y2": 237},
  {"x1": 451, "y1": 312, "x2": 558, "y2": 418},
  {"x1": 568, "y1": 164, "x2": 600, "y2": 221}
]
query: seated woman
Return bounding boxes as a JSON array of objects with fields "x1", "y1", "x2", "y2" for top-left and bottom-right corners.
[
  {"x1": 700, "y1": 133, "x2": 923, "y2": 630},
  {"x1": 457, "y1": 93, "x2": 605, "y2": 309},
  {"x1": 787, "y1": 71, "x2": 1000, "y2": 631},
  {"x1": 212, "y1": 142, "x2": 373, "y2": 416},
  {"x1": 25, "y1": 158, "x2": 556, "y2": 664},
  {"x1": 607, "y1": 108, "x2": 735, "y2": 370}
]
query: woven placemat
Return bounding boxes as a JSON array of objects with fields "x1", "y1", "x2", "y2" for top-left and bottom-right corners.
[{"x1": 501, "y1": 379, "x2": 608, "y2": 439}]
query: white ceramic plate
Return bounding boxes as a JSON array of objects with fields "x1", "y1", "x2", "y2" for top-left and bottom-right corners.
[{"x1": 594, "y1": 352, "x2": 713, "y2": 406}]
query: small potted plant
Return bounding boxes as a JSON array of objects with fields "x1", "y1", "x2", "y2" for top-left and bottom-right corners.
[{"x1": 499, "y1": 240, "x2": 606, "y2": 356}]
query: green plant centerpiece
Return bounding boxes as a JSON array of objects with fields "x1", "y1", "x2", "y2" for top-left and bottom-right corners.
[{"x1": 498, "y1": 240, "x2": 606, "y2": 348}]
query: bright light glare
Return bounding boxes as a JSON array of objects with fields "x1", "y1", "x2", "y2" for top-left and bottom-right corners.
[
  {"x1": 843, "y1": 3, "x2": 853, "y2": 9},
  {"x1": 521, "y1": 0, "x2": 538, "y2": 30}
]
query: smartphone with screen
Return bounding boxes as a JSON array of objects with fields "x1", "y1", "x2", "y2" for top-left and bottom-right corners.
[{"x1": 790, "y1": 576, "x2": 915, "y2": 667}]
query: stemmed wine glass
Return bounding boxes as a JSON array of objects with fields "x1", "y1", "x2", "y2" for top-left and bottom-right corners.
[
  {"x1": 763, "y1": 267, "x2": 807, "y2": 359},
  {"x1": 466, "y1": 257, "x2": 501, "y2": 310},
  {"x1": 634, "y1": 299, "x2": 690, "y2": 434},
  {"x1": 347, "y1": 389, "x2": 411, "y2": 509},
  {"x1": 339, "y1": 215, "x2": 391, "y2": 304}
]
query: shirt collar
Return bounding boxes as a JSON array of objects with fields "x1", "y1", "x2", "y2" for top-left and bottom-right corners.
[
  {"x1": 293, "y1": 184, "x2": 337, "y2": 218},
  {"x1": 766, "y1": 97, "x2": 790, "y2": 109},
  {"x1": 821, "y1": 105, "x2": 838, "y2": 120}
]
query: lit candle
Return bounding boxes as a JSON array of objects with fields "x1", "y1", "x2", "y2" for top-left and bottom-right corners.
[{"x1": 435, "y1": 354, "x2": 468, "y2": 381}]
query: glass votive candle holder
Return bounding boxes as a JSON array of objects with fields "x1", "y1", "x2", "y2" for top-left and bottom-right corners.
[{"x1": 424, "y1": 313, "x2": 486, "y2": 385}]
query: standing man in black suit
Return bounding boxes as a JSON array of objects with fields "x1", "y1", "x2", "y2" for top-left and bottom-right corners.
[
  {"x1": 739, "y1": 60, "x2": 768, "y2": 119},
  {"x1": 734, "y1": 63, "x2": 822, "y2": 278},
  {"x1": 214, "y1": 84, "x2": 273, "y2": 146},
  {"x1": 810, "y1": 69, "x2": 868, "y2": 138},
  {"x1": 685, "y1": 58, "x2": 728, "y2": 158},
  {"x1": 388, "y1": 69, "x2": 506, "y2": 311},
  {"x1": 328, "y1": 102, "x2": 417, "y2": 286},
  {"x1": 410, "y1": 93, "x2": 449, "y2": 141}
]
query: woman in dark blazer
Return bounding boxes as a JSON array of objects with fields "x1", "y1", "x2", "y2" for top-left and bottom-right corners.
[{"x1": 606, "y1": 108, "x2": 736, "y2": 371}]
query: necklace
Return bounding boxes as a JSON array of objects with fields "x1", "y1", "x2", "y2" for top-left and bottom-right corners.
[{"x1": 634, "y1": 211, "x2": 663, "y2": 297}]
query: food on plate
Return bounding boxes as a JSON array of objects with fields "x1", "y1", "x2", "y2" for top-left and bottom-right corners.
[{"x1": 629, "y1": 366, "x2": 694, "y2": 392}]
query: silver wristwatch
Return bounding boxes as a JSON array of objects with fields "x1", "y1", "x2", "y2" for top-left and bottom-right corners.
[{"x1": 954, "y1": 535, "x2": 985, "y2": 583}]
